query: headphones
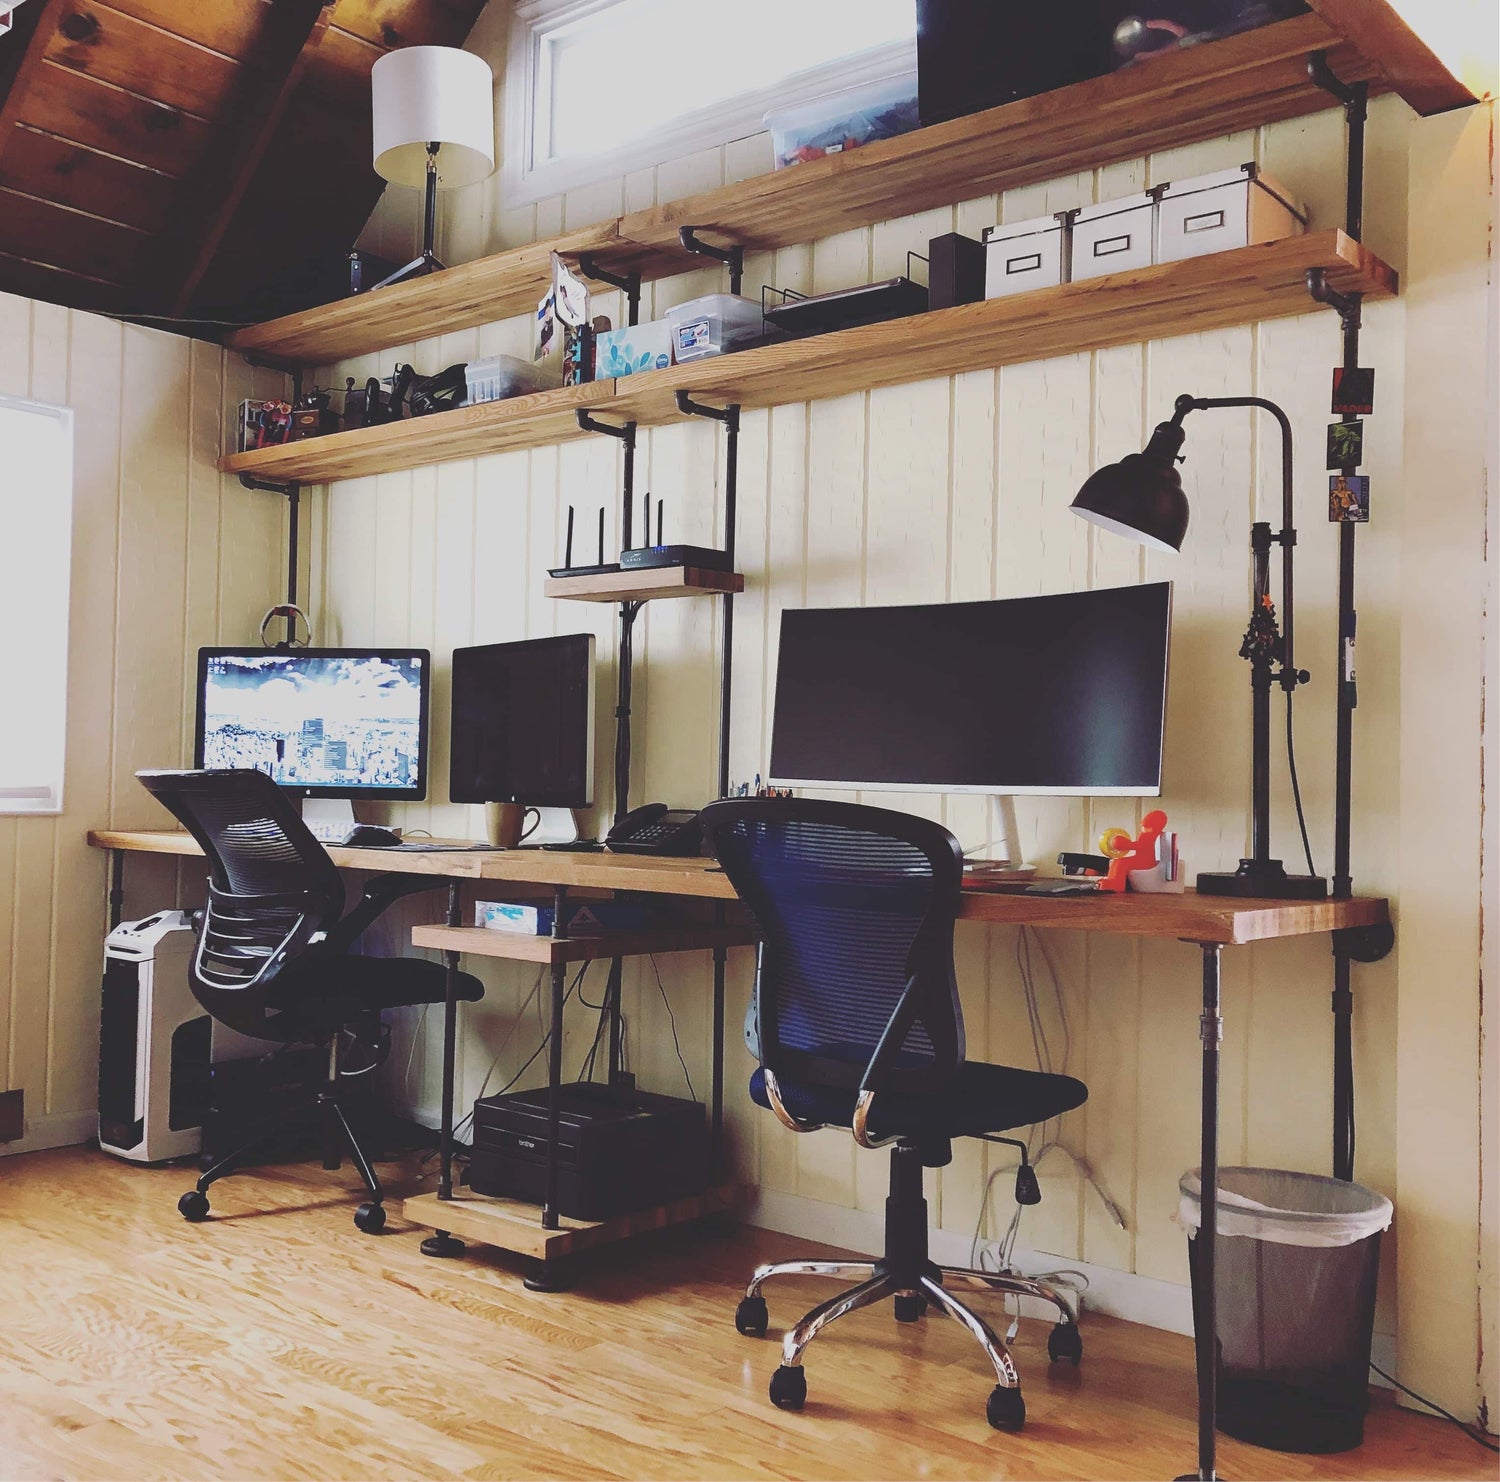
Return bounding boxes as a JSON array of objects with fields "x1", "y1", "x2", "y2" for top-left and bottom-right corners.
[{"x1": 258, "y1": 604, "x2": 312, "y2": 649}]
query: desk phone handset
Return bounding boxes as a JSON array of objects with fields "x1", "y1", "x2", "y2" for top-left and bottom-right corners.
[{"x1": 604, "y1": 803, "x2": 703, "y2": 856}]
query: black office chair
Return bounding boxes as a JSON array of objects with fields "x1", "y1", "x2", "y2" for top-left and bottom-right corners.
[
  {"x1": 702, "y1": 798, "x2": 1088, "y2": 1432},
  {"x1": 137, "y1": 769, "x2": 484, "y2": 1235}
]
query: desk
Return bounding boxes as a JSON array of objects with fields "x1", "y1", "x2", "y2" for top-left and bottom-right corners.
[{"x1": 89, "y1": 828, "x2": 1391, "y2": 1478}]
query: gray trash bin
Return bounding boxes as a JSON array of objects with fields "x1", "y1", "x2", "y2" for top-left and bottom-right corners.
[{"x1": 1180, "y1": 1166, "x2": 1393, "y2": 1454}]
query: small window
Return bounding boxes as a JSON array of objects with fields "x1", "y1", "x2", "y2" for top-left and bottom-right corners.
[
  {"x1": 505, "y1": 0, "x2": 916, "y2": 204},
  {"x1": 0, "y1": 394, "x2": 73, "y2": 814}
]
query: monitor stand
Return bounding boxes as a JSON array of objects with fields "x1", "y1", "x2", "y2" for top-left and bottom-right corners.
[
  {"x1": 964, "y1": 795, "x2": 1029, "y2": 875},
  {"x1": 527, "y1": 807, "x2": 582, "y2": 847},
  {"x1": 302, "y1": 797, "x2": 358, "y2": 845}
]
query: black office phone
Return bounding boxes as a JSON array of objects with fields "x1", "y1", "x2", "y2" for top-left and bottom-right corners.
[{"x1": 605, "y1": 804, "x2": 703, "y2": 856}]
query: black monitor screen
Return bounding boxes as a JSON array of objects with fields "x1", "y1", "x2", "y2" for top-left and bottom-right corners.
[
  {"x1": 449, "y1": 635, "x2": 595, "y2": 807},
  {"x1": 769, "y1": 583, "x2": 1171, "y2": 795},
  {"x1": 195, "y1": 648, "x2": 430, "y2": 799}
]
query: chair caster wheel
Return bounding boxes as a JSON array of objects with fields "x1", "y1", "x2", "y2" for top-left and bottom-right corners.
[
  {"x1": 735, "y1": 1296, "x2": 768, "y2": 1337},
  {"x1": 894, "y1": 1293, "x2": 926, "y2": 1323},
  {"x1": 769, "y1": 1365, "x2": 807, "y2": 1411},
  {"x1": 986, "y1": 1384, "x2": 1025, "y2": 1432},
  {"x1": 178, "y1": 1190, "x2": 209, "y2": 1222},
  {"x1": 353, "y1": 1201, "x2": 386, "y2": 1234},
  {"x1": 1047, "y1": 1321, "x2": 1083, "y2": 1364}
]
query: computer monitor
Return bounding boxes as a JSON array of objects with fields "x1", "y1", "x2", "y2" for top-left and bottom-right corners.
[
  {"x1": 449, "y1": 635, "x2": 596, "y2": 807},
  {"x1": 194, "y1": 648, "x2": 430, "y2": 800},
  {"x1": 768, "y1": 582, "x2": 1172, "y2": 796}
]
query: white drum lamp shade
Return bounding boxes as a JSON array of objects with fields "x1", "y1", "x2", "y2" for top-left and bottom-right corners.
[{"x1": 371, "y1": 46, "x2": 495, "y2": 189}]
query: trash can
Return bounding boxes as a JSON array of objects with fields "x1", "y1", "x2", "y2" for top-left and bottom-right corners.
[{"x1": 1180, "y1": 1166, "x2": 1393, "y2": 1454}]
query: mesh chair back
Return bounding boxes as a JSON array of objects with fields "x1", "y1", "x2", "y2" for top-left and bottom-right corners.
[
  {"x1": 136, "y1": 769, "x2": 345, "y2": 1040},
  {"x1": 702, "y1": 798, "x2": 964, "y2": 1096}
]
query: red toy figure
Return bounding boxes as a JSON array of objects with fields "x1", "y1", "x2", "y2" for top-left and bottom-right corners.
[{"x1": 1097, "y1": 810, "x2": 1169, "y2": 893}]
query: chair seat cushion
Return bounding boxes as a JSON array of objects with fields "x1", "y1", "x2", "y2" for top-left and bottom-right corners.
[
  {"x1": 269, "y1": 953, "x2": 484, "y2": 1037},
  {"x1": 750, "y1": 1061, "x2": 1086, "y2": 1146}
]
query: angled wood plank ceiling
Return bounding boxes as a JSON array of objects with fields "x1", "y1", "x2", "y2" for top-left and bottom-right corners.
[{"x1": 0, "y1": 0, "x2": 487, "y2": 326}]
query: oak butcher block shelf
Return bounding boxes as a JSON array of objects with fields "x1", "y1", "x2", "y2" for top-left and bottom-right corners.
[
  {"x1": 410, "y1": 921, "x2": 758, "y2": 965},
  {"x1": 217, "y1": 231, "x2": 1396, "y2": 485},
  {"x1": 219, "y1": 7, "x2": 1464, "y2": 370},
  {"x1": 544, "y1": 567, "x2": 744, "y2": 603}
]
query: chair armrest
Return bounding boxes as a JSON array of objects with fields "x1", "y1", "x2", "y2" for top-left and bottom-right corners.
[
  {"x1": 858, "y1": 973, "x2": 923, "y2": 1097},
  {"x1": 322, "y1": 875, "x2": 448, "y2": 954}
]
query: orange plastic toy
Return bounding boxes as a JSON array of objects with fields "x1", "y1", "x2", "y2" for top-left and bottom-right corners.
[{"x1": 1097, "y1": 810, "x2": 1169, "y2": 893}]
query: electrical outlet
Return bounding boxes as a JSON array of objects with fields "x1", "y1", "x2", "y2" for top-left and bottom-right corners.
[{"x1": 0, "y1": 1088, "x2": 23, "y2": 1143}]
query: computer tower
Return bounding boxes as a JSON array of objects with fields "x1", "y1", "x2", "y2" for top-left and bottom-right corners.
[{"x1": 98, "y1": 911, "x2": 211, "y2": 1162}]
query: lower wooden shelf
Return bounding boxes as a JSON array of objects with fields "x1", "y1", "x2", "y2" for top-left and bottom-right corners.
[
  {"x1": 544, "y1": 567, "x2": 744, "y2": 603},
  {"x1": 402, "y1": 1182, "x2": 741, "y2": 1262},
  {"x1": 411, "y1": 921, "x2": 757, "y2": 963}
]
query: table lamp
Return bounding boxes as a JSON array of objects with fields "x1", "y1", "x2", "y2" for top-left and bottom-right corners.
[
  {"x1": 1071, "y1": 392, "x2": 1327, "y2": 900},
  {"x1": 370, "y1": 45, "x2": 495, "y2": 289}
]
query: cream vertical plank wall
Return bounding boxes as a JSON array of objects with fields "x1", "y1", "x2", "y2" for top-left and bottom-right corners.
[
  {"x1": 0, "y1": 293, "x2": 289, "y2": 1155},
  {"x1": 340, "y1": 43, "x2": 1500, "y2": 1419}
]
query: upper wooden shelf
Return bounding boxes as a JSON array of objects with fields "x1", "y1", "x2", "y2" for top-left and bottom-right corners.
[
  {"x1": 223, "y1": 9, "x2": 1462, "y2": 370},
  {"x1": 544, "y1": 567, "x2": 744, "y2": 603},
  {"x1": 218, "y1": 230, "x2": 1396, "y2": 485}
]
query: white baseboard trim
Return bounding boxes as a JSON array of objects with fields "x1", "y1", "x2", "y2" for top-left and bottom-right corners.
[{"x1": 0, "y1": 1109, "x2": 97, "y2": 1159}]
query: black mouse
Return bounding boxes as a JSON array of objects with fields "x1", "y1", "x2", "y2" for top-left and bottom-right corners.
[{"x1": 343, "y1": 824, "x2": 402, "y2": 848}]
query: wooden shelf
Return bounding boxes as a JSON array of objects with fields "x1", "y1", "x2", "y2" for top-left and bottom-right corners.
[
  {"x1": 216, "y1": 231, "x2": 1396, "y2": 485},
  {"x1": 402, "y1": 1182, "x2": 740, "y2": 1262},
  {"x1": 220, "y1": 9, "x2": 1462, "y2": 371},
  {"x1": 410, "y1": 921, "x2": 757, "y2": 964},
  {"x1": 544, "y1": 567, "x2": 744, "y2": 603}
]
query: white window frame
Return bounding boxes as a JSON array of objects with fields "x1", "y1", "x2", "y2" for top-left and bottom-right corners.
[
  {"x1": 502, "y1": 0, "x2": 915, "y2": 208},
  {"x1": 0, "y1": 392, "x2": 74, "y2": 815}
]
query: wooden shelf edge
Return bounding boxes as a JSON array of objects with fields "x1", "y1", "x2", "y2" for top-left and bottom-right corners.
[
  {"x1": 411, "y1": 921, "x2": 759, "y2": 963},
  {"x1": 544, "y1": 567, "x2": 744, "y2": 602},
  {"x1": 401, "y1": 1182, "x2": 741, "y2": 1261}
]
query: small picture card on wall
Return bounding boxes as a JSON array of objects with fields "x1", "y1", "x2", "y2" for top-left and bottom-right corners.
[
  {"x1": 1329, "y1": 473, "x2": 1370, "y2": 523},
  {"x1": 1331, "y1": 366, "x2": 1375, "y2": 415},
  {"x1": 1327, "y1": 420, "x2": 1364, "y2": 470}
]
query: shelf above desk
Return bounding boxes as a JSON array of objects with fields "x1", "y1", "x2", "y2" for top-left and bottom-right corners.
[
  {"x1": 544, "y1": 567, "x2": 744, "y2": 603},
  {"x1": 410, "y1": 922, "x2": 757, "y2": 964},
  {"x1": 218, "y1": 231, "x2": 1395, "y2": 486},
  {"x1": 221, "y1": 8, "x2": 1461, "y2": 370}
]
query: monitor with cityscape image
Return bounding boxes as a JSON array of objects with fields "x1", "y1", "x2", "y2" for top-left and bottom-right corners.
[{"x1": 194, "y1": 648, "x2": 431, "y2": 800}]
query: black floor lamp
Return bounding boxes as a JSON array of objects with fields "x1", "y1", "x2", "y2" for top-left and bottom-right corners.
[
  {"x1": 1072, "y1": 393, "x2": 1327, "y2": 900},
  {"x1": 370, "y1": 45, "x2": 496, "y2": 290}
]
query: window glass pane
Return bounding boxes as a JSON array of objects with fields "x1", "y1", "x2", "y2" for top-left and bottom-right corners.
[
  {"x1": 0, "y1": 397, "x2": 73, "y2": 813},
  {"x1": 541, "y1": 0, "x2": 914, "y2": 161}
]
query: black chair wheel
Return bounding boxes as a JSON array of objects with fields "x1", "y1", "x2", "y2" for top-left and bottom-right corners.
[
  {"x1": 1047, "y1": 1321, "x2": 1083, "y2": 1364},
  {"x1": 735, "y1": 1295, "x2": 769, "y2": 1337},
  {"x1": 353, "y1": 1201, "x2": 386, "y2": 1235},
  {"x1": 986, "y1": 1384, "x2": 1025, "y2": 1432},
  {"x1": 894, "y1": 1293, "x2": 926, "y2": 1323},
  {"x1": 769, "y1": 1364, "x2": 807, "y2": 1411},
  {"x1": 178, "y1": 1189, "x2": 209, "y2": 1222}
]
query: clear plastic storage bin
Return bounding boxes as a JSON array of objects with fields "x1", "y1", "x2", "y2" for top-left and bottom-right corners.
[
  {"x1": 764, "y1": 72, "x2": 920, "y2": 169},
  {"x1": 665, "y1": 294, "x2": 764, "y2": 363},
  {"x1": 463, "y1": 354, "x2": 554, "y2": 405}
]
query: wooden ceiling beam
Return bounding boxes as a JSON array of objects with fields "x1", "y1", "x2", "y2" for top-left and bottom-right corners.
[
  {"x1": 0, "y1": 0, "x2": 70, "y2": 148},
  {"x1": 161, "y1": 0, "x2": 335, "y2": 318}
]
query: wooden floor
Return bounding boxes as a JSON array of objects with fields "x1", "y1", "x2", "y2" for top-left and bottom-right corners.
[{"x1": 0, "y1": 1147, "x2": 1490, "y2": 1481}]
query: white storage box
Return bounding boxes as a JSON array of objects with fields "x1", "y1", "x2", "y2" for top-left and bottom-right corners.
[
  {"x1": 665, "y1": 294, "x2": 763, "y2": 363},
  {"x1": 982, "y1": 211, "x2": 1074, "y2": 298},
  {"x1": 464, "y1": 354, "x2": 556, "y2": 405},
  {"x1": 1156, "y1": 163, "x2": 1306, "y2": 263},
  {"x1": 1071, "y1": 191, "x2": 1160, "y2": 281},
  {"x1": 765, "y1": 72, "x2": 920, "y2": 170}
]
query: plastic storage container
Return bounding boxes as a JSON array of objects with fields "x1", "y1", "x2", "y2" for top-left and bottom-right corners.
[
  {"x1": 463, "y1": 354, "x2": 554, "y2": 405},
  {"x1": 765, "y1": 72, "x2": 920, "y2": 169},
  {"x1": 1180, "y1": 1166, "x2": 1393, "y2": 1454},
  {"x1": 665, "y1": 294, "x2": 764, "y2": 363}
]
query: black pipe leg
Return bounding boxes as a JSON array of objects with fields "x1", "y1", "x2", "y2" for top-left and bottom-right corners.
[{"x1": 424, "y1": 882, "x2": 468, "y2": 1260}]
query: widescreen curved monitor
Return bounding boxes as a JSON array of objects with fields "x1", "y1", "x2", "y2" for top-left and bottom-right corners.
[
  {"x1": 769, "y1": 583, "x2": 1171, "y2": 796},
  {"x1": 195, "y1": 647, "x2": 430, "y2": 800}
]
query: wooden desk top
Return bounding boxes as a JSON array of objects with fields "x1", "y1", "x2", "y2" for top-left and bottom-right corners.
[{"x1": 88, "y1": 830, "x2": 1390, "y2": 947}]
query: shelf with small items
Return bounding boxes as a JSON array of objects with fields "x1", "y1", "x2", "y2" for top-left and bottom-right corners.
[
  {"x1": 217, "y1": 230, "x2": 1397, "y2": 486},
  {"x1": 543, "y1": 566, "x2": 744, "y2": 604},
  {"x1": 218, "y1": 8, "x2": 1462, "y2": 371}
]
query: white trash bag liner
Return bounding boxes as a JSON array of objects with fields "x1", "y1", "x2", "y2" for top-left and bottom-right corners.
[{"x1": 1179, "y1": 1166, "x2": 1392, "y2": 1248}]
